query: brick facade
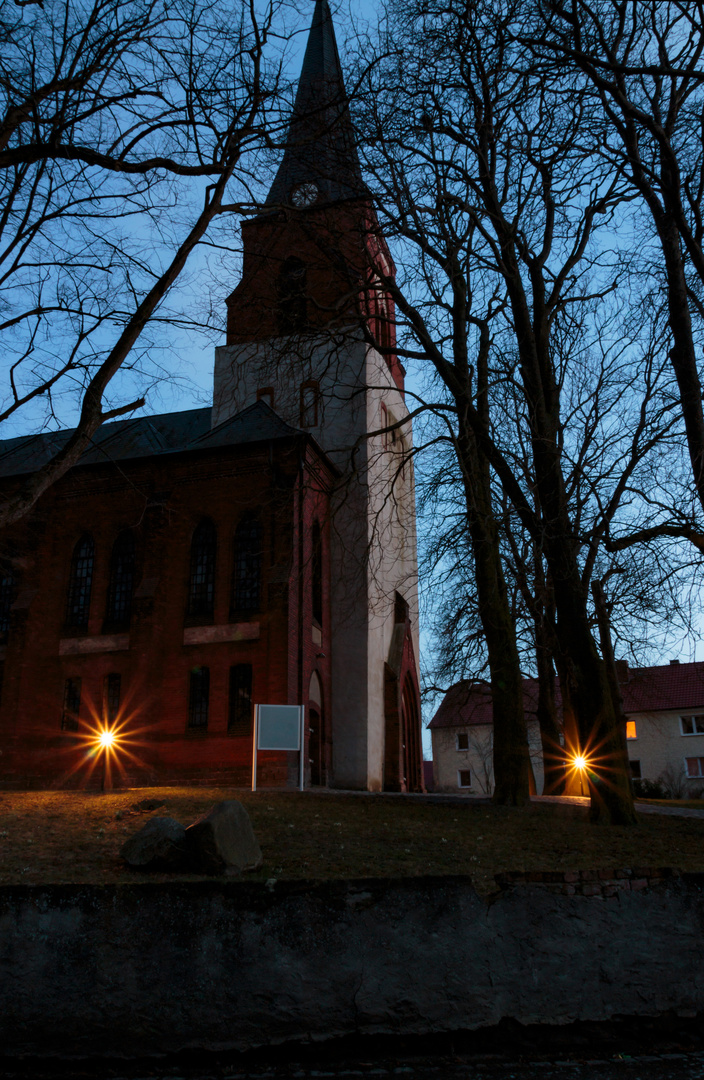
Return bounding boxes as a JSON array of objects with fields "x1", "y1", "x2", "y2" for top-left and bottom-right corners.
[{"x1": 0, "y1": 419, "x2": 334, "y2": 790}]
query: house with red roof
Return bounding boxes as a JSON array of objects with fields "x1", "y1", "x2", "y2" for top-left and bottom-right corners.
[{"x1": 429, "y1": 660, "x2": 704, "y2": 796}]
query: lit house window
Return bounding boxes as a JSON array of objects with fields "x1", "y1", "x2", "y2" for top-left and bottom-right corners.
[
  {"x1": 681, "y1": 715, "x2": 704, "y2": 735},
  {"x1": 456, "y1": 732, "x2": 469, "y2": 751},
  {"x1": 458, "y1": 769, "x2": 472, "y2": 788},
  {"x1": 626, "y1": 720, "x2": 637, "y2": 739},
  {"x1": 685, "y1": 757, "x2": 704, "y2": 778}
]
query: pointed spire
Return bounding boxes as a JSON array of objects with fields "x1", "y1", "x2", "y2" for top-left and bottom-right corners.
[{"x1": 264, "y1": 0, "x2": 365, "y2": 210}]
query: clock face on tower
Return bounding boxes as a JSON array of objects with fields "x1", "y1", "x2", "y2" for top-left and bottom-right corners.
[{"x1": 291, "y1": 181, "x2": 319, "y2": 207}]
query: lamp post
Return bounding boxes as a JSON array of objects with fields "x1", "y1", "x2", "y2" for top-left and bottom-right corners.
[
  {"x1": 99, "y1": 729, "x2": 115, "y2": 792},
  {"x1": 573, "y1": 754, "x2": 587, "y2": 797}
]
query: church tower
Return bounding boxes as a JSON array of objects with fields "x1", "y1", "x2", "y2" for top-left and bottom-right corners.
[{"x1": 212, "y1": 0, "x2": 422, "y2": 791}]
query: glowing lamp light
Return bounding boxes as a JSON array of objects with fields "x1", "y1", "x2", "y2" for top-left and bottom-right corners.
[
  {"x1": 99, "y1": 729, "x2": 116, "y2": 750},
  {"x1": 573, "y1": 754, "x2": 587, "y2": 770}
]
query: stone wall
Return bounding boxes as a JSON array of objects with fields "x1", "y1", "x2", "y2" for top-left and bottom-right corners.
[{"x1": 1, "y1": 873, "x2": 703, "y2": 1059}]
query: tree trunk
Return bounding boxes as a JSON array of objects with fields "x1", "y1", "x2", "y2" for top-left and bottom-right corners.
[
  {"x1": 535, "y1": 620, "x2": 564, "y2": 795},
  {"x1": 457, "y1": 419, "x2": 532, "y2": 806}
]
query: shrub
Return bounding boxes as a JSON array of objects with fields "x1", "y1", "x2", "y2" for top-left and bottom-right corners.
[{"x1": 633, "y1": 777, "x2": 668, "y2": 800}]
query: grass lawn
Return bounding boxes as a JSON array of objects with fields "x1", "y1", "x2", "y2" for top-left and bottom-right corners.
[{"x1": 1, "y1": 788, "x2": 704, "y2": 894}]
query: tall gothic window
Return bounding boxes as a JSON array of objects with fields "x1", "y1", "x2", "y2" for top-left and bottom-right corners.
[
  {"x1": 0, "y1": 569, "x2": 14, "y2": 641},
  {"x1": 300, "y1": 380, "x2": 319, "y2": 428},
  {"x1": 188, "y1": 519, "x2": 216, "y2": 618},
  {"x1": 228, "y1": 664, "x2": 253, "y2": 735},
  {"x1": 105, "y1": 531, "x2": 135, "y2": 627},
  {"x1": 277, "y1": 257, "x2": 307, "y2": 333},
  {"x1": 66, "y1": 534, "x2": 94, "y2": 629},
  {"x1": 232, "y1": 516, "x2": 262, "y2": 614},
  {"x1": 188, "y1": 667, "x2": 210, "y2": 730},
  {"x1": 312, "y1": 520, "x2": 323, "y2": 626},
  {"x1": 61, "y1": 676, "x2": 82, "y2": 731},
  {"x1": 103, "y1": 673, "x2": 122, "y2": 724}
]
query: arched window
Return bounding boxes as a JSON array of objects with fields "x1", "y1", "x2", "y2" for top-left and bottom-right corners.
[
  {"x1": 312, "y1": 520, "x2": 323, "y2": 625},
  {"x1": 232, "y1": 517, "x2": 262, "y2": 614},
  {"x1": 66, "y1": 534, "x2": 94, "y2": 629},
  {"x1": 300, "y1": 380, "x2": 319, "y2": 428},
  {"x1": 188, "y1": 666, "x2": 210, "y2": 730},
  {"x1": 277, "y1": 257, "x2": 307, "y2": 333},
  {"x1": 228, "y1": 663, "x2": 253, "y2": 735},
  {"x1": 188, "y1": 519, "x2": 216, "y2": 618},
  {"x1": 105, "y1": 531, "x2": 135, "y2": 627},
  {"x1": 0, "y1": 568, "x2": 15, "y2": 641}
]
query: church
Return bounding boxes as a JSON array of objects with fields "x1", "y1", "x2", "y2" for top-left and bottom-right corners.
[{"x1": 0, "y1": 1, "x2": 423, "y2": 793}]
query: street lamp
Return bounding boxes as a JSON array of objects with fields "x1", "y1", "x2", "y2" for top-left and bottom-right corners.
[
  {"x1": 572, "y1": 753, "x2": 587, "y2": 796},
  {"x1": 98, "y1": 728, "x2": 116, "y2": 792}
]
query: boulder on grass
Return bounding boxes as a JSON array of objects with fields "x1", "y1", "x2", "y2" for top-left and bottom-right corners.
[
  {"x1": 120, "y1": 816, "x2": 188, "y2": 871},
  {"x1": 185, "y1": 800, "x2": 262, "y2": 875}
]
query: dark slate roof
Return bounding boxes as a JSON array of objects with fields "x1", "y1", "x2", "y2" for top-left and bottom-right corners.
[
  {"x1": 429, "y1": 660, "x2": 704, "y2": 730},
  {"x1": 0, "y1": 400, "x2": 303, "y2": 479},
  {"x1": 263, "y1": 0, "x2": 365, "y2": 211}
]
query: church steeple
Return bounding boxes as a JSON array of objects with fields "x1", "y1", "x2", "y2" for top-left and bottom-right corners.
[{"x1": 264, "y1": 0, "x2": 365, "y2": 210}]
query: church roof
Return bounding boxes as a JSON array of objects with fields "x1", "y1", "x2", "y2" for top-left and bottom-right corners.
[
  {"x1": 0, "y1": 400, "x2": 306, "y2": 478},
  {"x1": 263, "y1": 0, "x2": 365, "y2": 210}
]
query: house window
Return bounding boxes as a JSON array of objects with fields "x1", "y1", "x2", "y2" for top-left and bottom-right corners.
[
  {"x1": 188, "y1": 519, "x2": 216, "y2": 618},
  {"x1": 456, "y1": 732, "x2": 469, "y2": 751},
  {"x1": 257, "y1": 387, "x2": 275, "y2": 410},
  {"x1": 232, "y1": 517, "x2": 261, "y2": 614},
  {"x1": 61, "y1": 677, "x2": 82, "y2": 731},
  {"x1": 629, "y1": 759, "x2": 642, "y2": 779},
  {"x1": 680, "y1": 715, "x2": 704, "y2": 735},
  {"x1": 103, "y1": 673, "x2": 121, "y2": 725},
  {"x1": 685, "y1": 757, "x2": 704, "y2": 778},
  {"x1": 300, "y1": 381, "x2": 319, "y2": 428},
  {"x1": 66, "y1": 534, "x2": 94, "y2": 629},
  {"x1": 188, "y1": 667, "x2": 209, "y2": 730},
  {"x1": 228, "y1": 664, "x2": 253, "y2": 735},
  {"x1": 312, "y1": 520, "x2": 323, "y2": 626},
  {"x1": 626, "y1": 720, "x2": 637, "y2": 739},
  {"x1": 105, "y1": 531, "x2": 135, "y2": 627},
  {"x1": 277, "y1": 257, "x2": 307, "y2": 333},
  {"x1": 0, "y1": 569, "x2": 14, "y2": 640},
  {"x1": 458, "y1": 769, "x2": 472, "y2": 788}
]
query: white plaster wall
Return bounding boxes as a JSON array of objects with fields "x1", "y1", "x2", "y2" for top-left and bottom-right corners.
[
  {"x1": 431, "y1": 722, "x2": 544, "y2": 795},
  {"x1": 213, "y1": 330, "x2": 419, "y2": 791},
  {"x1": 626, "y1": 710, "x2": 704, "y2": 791}
]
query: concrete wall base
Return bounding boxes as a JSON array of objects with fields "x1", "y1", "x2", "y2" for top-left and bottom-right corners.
[{"x1": 1, "y1": 875, "x2": 702, "y2": 1058}]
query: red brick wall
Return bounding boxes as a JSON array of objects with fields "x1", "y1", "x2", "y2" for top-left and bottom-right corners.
[{"x1": 0, "y1": 436, "x2": 334, "y2": 790}]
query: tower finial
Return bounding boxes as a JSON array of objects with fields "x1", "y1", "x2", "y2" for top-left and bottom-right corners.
[{"x1": 264, "y1": 0, "x2": 365, "y2": 210}]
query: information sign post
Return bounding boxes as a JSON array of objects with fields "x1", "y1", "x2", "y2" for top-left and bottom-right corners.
[{"x1": 252, "y1": 704, "x2": 305, "y2": 792}]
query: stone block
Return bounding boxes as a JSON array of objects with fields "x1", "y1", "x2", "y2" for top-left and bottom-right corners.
[
  {"x1": 185, "y1": 799, "x2": 263, "y2": 875},
  {"x1": 120, "y1": 816, "x2": 188, "y2": 871}
]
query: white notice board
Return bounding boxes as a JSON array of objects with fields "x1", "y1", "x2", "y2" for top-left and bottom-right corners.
[{"x1": 252, "y1": 704, "x2": 305, "y2": 791}]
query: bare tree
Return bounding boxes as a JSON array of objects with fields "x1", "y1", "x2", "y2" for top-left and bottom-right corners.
[
  {"x1": 358, "y1": 0, "x2": 648, "y2": 821},
  {"x1": 523, "y1": 1, "x2": 704, "y2": 518},
  {"x1": 0, "y1": 0, "x2": 287, "y2": 528}
]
